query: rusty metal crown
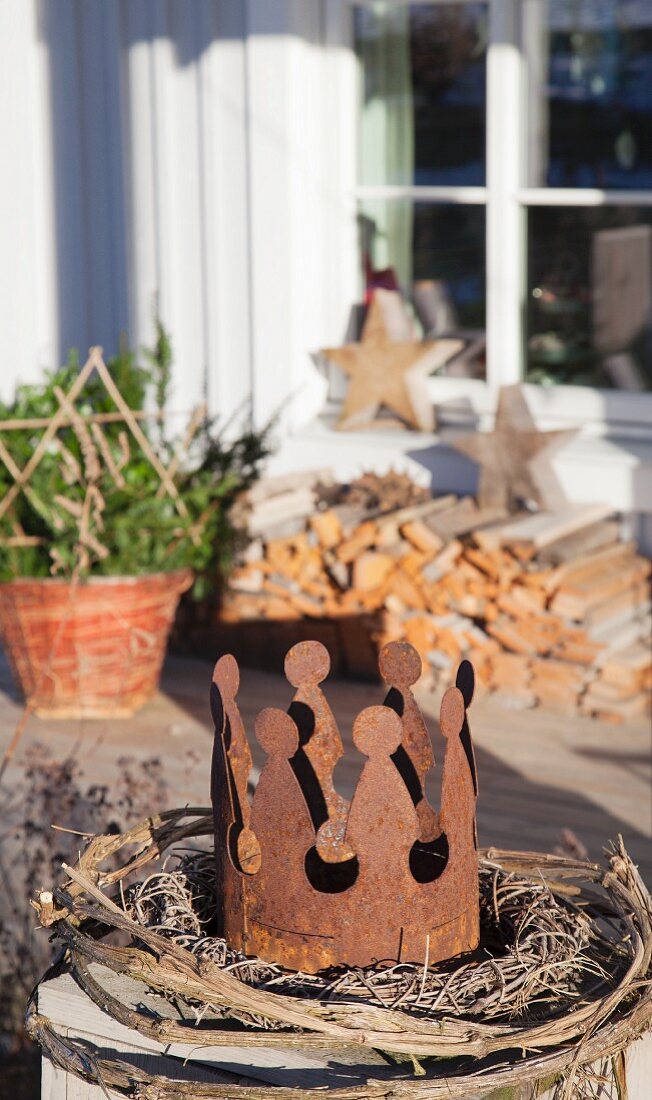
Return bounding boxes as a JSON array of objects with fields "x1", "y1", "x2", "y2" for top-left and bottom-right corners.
[{"x1": 210, "y1": 640, "x2": 479, "y2": 973}]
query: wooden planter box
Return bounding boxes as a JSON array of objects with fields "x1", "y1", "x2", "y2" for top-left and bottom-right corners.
[
  {"x1": 214, "y1": 614, "x2": 383, "y2": 679},
  {"x1": 171, "y1": 600, "x2": 387, "y2": 681},
  {"x1": 0, "y1": 570, "x2": 191, "y2": 718},
  {"x1": 38, "y1": 965, "x2": 652, "y2": 1098}
]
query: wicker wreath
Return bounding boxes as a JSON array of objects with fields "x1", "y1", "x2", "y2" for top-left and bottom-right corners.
[{"x1": 28, "y1": 808, "x2": 652, "y2": 1098}]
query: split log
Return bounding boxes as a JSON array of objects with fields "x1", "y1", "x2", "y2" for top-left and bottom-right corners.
[{"x1": 219, "y1": 475, "x2": 650, "y2": 718}]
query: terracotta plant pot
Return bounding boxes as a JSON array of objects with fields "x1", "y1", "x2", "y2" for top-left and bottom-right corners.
[{"x1": 0, "y1": 570, "x2": 192, "y2": 718}]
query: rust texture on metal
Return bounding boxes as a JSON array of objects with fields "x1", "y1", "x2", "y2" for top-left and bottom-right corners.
[
  {"x1": 380, "y1": 640, "x2": 439, "y2": 842},
  {"x1": 210, "y1": 641, "x2": 479, "y2": 973},
  {"x1": 401, "y1": 685, "x2": 480, "y2": 964},
  {"x1": 244, "y1": 707, "x2": 338, "y2": 971},
  {"x1": 284, "y1": 640, "x2": 352, "y2": 863},
  {"x1": 212, "y1": 656, "x2": 260, "y2": 875},
  {"x1": 340, "y1": 705, "x2": 420, "y2": 966},
  {"x1": 210, "y1": 658, "x2": 243, "y2": 940}
]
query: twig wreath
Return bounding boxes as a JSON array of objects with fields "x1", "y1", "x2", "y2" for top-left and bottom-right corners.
[{"x1": 29, "y1": 808, "x2": 652, "y2": 1099}]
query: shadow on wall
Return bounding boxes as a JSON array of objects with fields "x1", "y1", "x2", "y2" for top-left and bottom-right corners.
[
  {"x1": 406, "y1": 397, "x2": 480, "y2": 498},
  {"x1": 37, "y1": 0, "x2": 247, "y2": 365},
  {"x1": 39, "y1": 1, "x2": 128, "y2": 361}
]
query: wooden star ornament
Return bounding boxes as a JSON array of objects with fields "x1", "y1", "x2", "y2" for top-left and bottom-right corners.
[
  {"x1": 449, "y1": 384, "x2": 578, "y2": 513},
  {"x1": 322, "y1": 290, "x2": 463, "y2": 432}
]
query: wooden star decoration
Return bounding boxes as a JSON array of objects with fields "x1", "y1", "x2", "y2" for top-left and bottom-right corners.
[
  {"x1": 449, "y1": 384, "x2": 578, "y2": 513},
  {"x1": 322, "y1": 290, "x2": 463, "y2": 432}
]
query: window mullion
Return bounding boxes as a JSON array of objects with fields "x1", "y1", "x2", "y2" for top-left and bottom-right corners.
[
  {"x1": 486, "y1": 0, "x2": 524, "y2": 389},
  {"x1": 518, "y1": 189, "x2": 652, "y2": 208},
  {"x1": 354, "y1": 185, "x2": 487, "y2": 204}
]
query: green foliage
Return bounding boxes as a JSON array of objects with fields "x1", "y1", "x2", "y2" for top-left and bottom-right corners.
[
  {"x1": 0, "y1": 327, "x2": 273, "y2": 593},
  {"x1": 143, "y1": 312, "x2": 174, "y2": 444}
]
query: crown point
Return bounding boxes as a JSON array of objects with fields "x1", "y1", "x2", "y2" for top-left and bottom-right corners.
[
  {"x1": 284, "y1": 640, "x2": 330, "y2": 687},
  {"x1": 353, "y1": 705, "x2": 402, "y2": 758},
  {"x1": 440, "y1": 687, "x2": 465, "y2": 739},
  {"x1": 456, "y1": 659, "x2": 475, "y2": 708},
  {"x1": 255, "y1": 707, "x2": 299, "y2": 757},
  {"x1": 213, "y1": 653, "x2": 239, "y2": 697},
  {"x1": 378, "y1": 640, "x2": 422, "y2": 687}
]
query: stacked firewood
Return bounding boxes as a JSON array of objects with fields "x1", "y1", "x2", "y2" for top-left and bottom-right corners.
[{"x1": 221, "y1": 471, "x2": 651, "y2": 722}]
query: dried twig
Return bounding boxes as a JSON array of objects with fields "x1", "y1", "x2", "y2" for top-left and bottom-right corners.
[{"x1": 27, "y1": 812, "x2": 652, "y2": 1098}]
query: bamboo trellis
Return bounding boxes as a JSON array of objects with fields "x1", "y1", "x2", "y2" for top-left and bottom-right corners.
[{"x1": 0, "y1": 346, "x2": 206, "y2": 569}]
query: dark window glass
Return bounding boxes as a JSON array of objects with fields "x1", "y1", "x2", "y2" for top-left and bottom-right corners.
[
  {"x1": 359, "y1": 199, "x2": 486, "y2": 378},
  {"x1": 355, "y1": 3, "x2": 487, "y2": 187},
  {"x1": 526, "y1": 206, "x2": 652, "y2": 390},
  {"x1": 526, "y1": 1, "x2": 652, "y2": 189}
]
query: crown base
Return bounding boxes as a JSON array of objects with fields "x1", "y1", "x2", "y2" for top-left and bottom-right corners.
[
  {"x1": 227, "y1": 896, "x2": 480, "y2": 974},
  {"x1": 399, "y1": 901, "x2": 480, "y2": 970}
]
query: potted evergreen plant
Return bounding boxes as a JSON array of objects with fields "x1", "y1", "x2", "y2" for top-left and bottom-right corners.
[{"x1": 0, "y1": 325, "x2": 271, "y2": 717}]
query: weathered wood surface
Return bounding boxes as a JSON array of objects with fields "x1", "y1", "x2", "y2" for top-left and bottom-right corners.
[
  {"x1": 39, "y1": 966, "x2": 397, "y2": 1092},
  {"x1": 477, "y1": 503, "x2": 614, "y2": 552},
  {"x1": 38, "y1": 965, "x2": 652, "y2": 1098}
]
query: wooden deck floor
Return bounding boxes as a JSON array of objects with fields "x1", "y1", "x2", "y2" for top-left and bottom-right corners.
[{"x1": 1, "y1": 651, "x2": 650, "y2": 882}]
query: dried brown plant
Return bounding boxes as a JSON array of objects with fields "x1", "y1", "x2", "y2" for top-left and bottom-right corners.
[{"x1": 0, "y1": 744, "x2": 169, "y2": 1053}]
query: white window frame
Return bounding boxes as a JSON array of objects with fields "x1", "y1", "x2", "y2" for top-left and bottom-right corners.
[{"x1": 328, "y1": 0, "x2": 652, "y2": 439}]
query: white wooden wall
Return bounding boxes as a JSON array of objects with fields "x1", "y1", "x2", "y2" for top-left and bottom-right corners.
[
  {"x1": 0, "y1": 0, "x2": 351, "y2": 429},
  {"x1": 4, "y1": 0, "x2": 650, "y2": 544}
]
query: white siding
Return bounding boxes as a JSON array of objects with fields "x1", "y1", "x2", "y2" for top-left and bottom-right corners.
[
  {"x1": 0, "y1": 0, "x2": 261, "y2": 419},
  {"x1": 0, "y1": 0, "x2": 57, "y2": 389},
  {"x1": 0, "y1": 0, "x2": 339, "y2": 427}
]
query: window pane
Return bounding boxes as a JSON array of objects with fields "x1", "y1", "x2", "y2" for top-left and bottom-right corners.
[
  {"x1": 525, "y1": 1, "x2": 652, "y2": 189},
  {"x1": 355, "y1": 3, "x2": 487, "y2": 187},
  {"x1": 526, "y1": 206, "x2": 652, "y2": 390},
  {"x1": 359, "y1": 200, "x2": 486, "y2": 378}
]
